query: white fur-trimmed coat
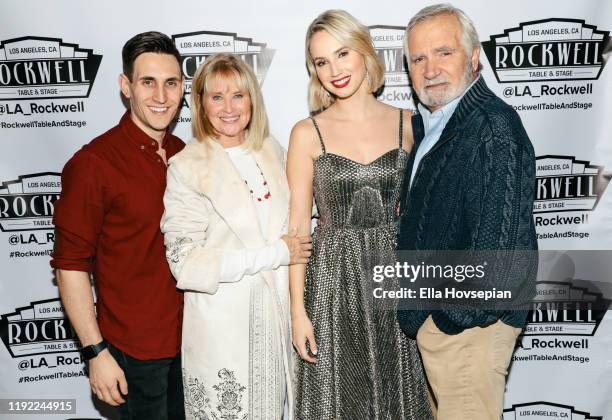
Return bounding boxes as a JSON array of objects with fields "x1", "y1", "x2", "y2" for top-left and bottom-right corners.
[{"x1": 161, "y1": 136, "x2": 293, "y2": 419}]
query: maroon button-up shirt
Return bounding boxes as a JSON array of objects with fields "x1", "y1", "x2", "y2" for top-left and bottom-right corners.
[{"x1": 51, "y1": 111, "x2": 184, "y2": 359}]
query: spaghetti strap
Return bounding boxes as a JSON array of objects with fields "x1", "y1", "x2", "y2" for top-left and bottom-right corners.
[
  {"x1": 310, "y1": 116, "x2": 326, "y2": 154},
  {"x1": 398, "y1": 109, "x2": 404, "y2": 149}
]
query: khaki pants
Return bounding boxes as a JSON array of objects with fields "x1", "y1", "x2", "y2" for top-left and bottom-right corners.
[{"x1": 416, "y1": 316, "x2": 521, "y2": 420}]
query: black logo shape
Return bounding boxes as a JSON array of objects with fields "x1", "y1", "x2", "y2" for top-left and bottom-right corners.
[
  {"x1": 534, "y1": 156, "x2": 607, "y2": 214},
  {"x1": 525, "y1": 281, "x2": 611, "y2": 337},
  {"x1": 1, "y1": 298, "x2": 80, "y2": 358},
  {"x1": 0, "y1": 173, "x2": 61, "y2": 232},
  {"x1": 0, "y1": 36, "x2": 102, "y2": 100},
  {"x1": 482, "y1": 19, "x2": 610, "y2": 83},
  {"x1": 369, "y1": 26, "x2": 410, "y2": 87},
  {"x1": 504, "y1": 401, "x2": 602, "y2": 419},
  {"x1": 172, "y1": 30, "x2": 274, "y2": 94}
]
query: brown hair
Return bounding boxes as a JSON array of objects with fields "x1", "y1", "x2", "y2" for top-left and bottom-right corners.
[{"x1": 121, "y1": 31, "x2": 181, "y2": 81}]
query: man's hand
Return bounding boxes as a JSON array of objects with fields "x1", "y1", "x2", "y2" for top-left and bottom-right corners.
[{"x1": 88, "y1": 350, "x2": 128, "y2": 406}]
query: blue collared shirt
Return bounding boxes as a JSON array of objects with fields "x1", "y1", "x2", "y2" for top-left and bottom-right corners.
[{"x1": 409, "y1": 75, "x2": 481, "y2": 188}]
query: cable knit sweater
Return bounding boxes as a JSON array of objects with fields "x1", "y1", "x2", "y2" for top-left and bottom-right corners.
[{"x1": 397, "y1": 76, "x2": 538, "y2": 338}]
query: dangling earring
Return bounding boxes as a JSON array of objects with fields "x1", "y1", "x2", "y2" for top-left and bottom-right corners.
[{"x1": 365, "y1": 69, "x2": 372, "y2": 89}]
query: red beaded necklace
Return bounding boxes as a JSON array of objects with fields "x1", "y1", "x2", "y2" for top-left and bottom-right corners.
[{"x1": 244, "y1": 161, "x2": 271, "y2": 202}]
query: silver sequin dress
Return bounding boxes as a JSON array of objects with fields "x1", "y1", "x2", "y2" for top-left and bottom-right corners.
[{"x1": 295, "y1": 111, "x2": 432, "y2": 420}]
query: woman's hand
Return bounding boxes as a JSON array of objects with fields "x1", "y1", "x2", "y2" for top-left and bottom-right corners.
[
  {"x1": 282, "y1": 232, "x2": 312, "y2": 265},
  {"x1": 292, "y1": 313, "x2": 318, "y2": 363}
]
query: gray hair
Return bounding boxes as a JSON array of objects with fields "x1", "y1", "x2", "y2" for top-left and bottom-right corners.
[{"x1": 404, "y1": 3, "x2": 481, "y2": 69}]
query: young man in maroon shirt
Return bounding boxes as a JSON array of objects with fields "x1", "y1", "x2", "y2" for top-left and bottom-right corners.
[{"x1": 51, "y1": 32, "x2": 186, "y2": 419}]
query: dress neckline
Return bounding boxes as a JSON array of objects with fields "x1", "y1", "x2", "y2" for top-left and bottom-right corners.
[
  {"x1": 314, "y1": 148, "x2": 407, "y2": 167},
  {"x1": 310, "y1": 108, "x2": 405, "y2": 166}
]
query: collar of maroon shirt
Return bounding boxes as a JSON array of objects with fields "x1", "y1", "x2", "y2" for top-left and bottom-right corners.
[{"x1": 119, "y1": 110, "x2": 180, "y2": 157}]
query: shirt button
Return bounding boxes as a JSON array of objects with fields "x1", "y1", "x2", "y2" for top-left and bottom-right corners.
[
  {"x1": 151, "y1": 141, "x2": 156, "y2": 146},
  {"x1": 157, "y1": 159, "x2": 161, "y2": 163},
  {"x1": 140, "y1": 145, "x2": 145, "y2": 150}
]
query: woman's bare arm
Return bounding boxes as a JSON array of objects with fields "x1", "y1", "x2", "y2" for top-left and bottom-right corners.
[{"x1": 287, "y1": 119, "x2": 319, "y2": 363}]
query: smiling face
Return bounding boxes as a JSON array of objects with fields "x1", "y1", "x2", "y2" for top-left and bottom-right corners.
[
  {"x1": 407, "y1": 13, "x2": 479, "y2": 112},
  {"x1": 202, "y1": 74, "x2": 252, "y2": 147},
  {"x1": 309, "y1": 29, "x2": 368, "y2": 100},
  {"x1": 119, "y1": 52, "x2": 183, "y2": 141}
]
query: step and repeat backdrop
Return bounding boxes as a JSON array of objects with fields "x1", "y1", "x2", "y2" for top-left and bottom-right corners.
[{"x1": 1, "y1": 0, "x2": 611, "y2": 418}]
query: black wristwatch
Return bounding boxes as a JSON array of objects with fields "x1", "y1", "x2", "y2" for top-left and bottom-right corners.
[{"x1": 80, "y1": 340, "x2": 108, "y2": 361}]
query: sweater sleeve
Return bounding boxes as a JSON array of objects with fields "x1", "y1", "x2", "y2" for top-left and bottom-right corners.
[
  {"x1": 435, "y1": 128, "x2": 538, "y2": 330},
  {"x1": 220, "y1": 239, "x2": 289, "y2": 282},
  {"x1": 161, "y1": 163, "x2": 221, "y2": 293}
]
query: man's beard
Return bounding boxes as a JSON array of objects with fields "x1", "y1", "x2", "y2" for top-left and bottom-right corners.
[{"x1": 416, "y1": 59, "x2": 474, "y2": 110}]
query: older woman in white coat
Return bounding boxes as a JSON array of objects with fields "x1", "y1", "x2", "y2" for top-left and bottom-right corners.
[{"x1": 161, "y1": 53, "x2": 311, "y2": 419}]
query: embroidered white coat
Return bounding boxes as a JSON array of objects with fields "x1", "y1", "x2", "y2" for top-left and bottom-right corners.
[{"x1": 161, "y1": 137, "x2": 294, "y2": 420}]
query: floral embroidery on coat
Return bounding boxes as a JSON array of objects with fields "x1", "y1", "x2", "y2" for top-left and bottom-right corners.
[
  {"x1": 167, "y1": 236, "x2": 194, "y2": 264},
  {"x1": 184, "y1": 368, "x2": 248, "y2": 420},
  {"x1": 213, "y1": 368, "x2": 248, "y2": 420},
  {"x1": 184, "y1": 370, "x2": 212, "y2": 420}
]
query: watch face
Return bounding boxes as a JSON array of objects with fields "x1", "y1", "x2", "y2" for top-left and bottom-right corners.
[
  {"x1": 81, "y1": 341, "x2": 106, "y2": 360},
  {"x1": 81, "y1": 345, "x2": 96, "y2": 360}
]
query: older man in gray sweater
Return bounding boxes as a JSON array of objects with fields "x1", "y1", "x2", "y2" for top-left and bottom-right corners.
[{"x1": 397, "y1": 4, "x2": 538, "y2": 420}]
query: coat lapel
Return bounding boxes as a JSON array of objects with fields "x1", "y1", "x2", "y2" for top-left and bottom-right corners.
[
  {"x1": 186, "y1": 137, "x2": 289, "y2": 249},
  {"x1": 192, "y1": 139, "x2": 265, "y2": 249},
  {"x1": 251, "y1": 140, "x2": 293, "y2": 416}
]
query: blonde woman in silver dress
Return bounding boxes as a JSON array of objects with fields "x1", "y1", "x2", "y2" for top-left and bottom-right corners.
[{"x1": 287, "y1": 9, "x2": 432, "y2": 420}]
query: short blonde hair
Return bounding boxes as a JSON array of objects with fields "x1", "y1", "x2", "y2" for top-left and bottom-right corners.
[
  {"x1": 191, "y1": 53, "x2": 269, "y2": 150},
  {"x1": 305, "y1": 10, "x2": 384, "y2": 112}
]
